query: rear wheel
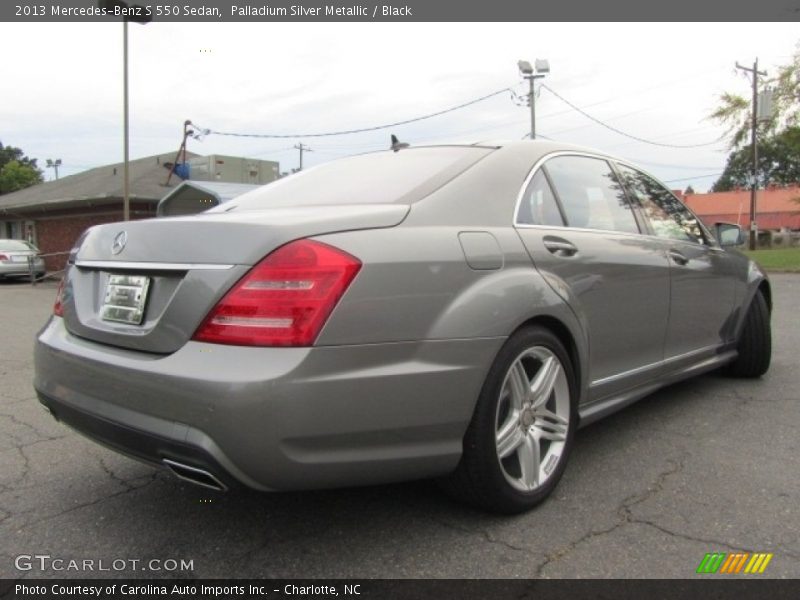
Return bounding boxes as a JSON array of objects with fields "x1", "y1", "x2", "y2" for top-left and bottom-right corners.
[
  {"x1": 442, "y1": 326, "x2": 577, "y2": 514},
  {"x1": 726, "y1": 291, "x2": 771, "y2": 378}
]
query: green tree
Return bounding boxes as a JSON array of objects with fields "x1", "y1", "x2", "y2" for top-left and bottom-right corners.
[
  {"x1": 710, "y1": 45, "x2": 800, "y2": 149},
  {"x1": 709, "y1": 44, "x2": 800, "y2": 192},
  {"x1": 0, "y1": 160, "x2": 43, "y2": 194},
  {"x1": 0, "y1": 141, "x2": 43, "y2": 194},
  {"x1": 711, "y1": 126, "x2": 800, "y2": 192}
]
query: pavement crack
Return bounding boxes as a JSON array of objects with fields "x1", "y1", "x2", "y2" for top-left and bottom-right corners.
[
  {"x1": 535, "y1": 453, "x2": 689, "y2": 577},
  {"x1": 0, "y1": 411, "x2": 57, "y2": 442},
  {"x1": 533, "y1": 520, "x2": 626, "y2": 577},
  {"x1": 14, "y1": 471, "x2": 160, "y2": 531},
  {"x1": 98, "y1": 457, "x2": 137, "y2": 490},
  {"x1": 634, "y1": 519, "x2": 749, "y2": 552},
  {"x1": 13, "y1": 446, "x2": 32, "y2": 487},
  {"x1": 423, "y1": 513, "x2": 529, "y2": 553}
]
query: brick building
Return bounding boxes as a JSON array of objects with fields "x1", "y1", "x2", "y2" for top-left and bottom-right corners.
[
  {"x1": 682, "y1": 186, "x2": 800, "y2": 232},
  {"x1": 0, "y1": 152, "x2": 196, "y2": 271}
]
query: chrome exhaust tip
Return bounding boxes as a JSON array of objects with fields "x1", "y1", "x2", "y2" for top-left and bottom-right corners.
[{"x1": 162, "y1": 458, "x2": 228, "y2": 492}]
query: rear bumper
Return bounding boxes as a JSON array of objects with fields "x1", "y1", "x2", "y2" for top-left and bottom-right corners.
[
  {"x1": 34, "y1": 317, "x2": 503, "y2": 491},
  {"x1": 38, "y1": 390, "x2": 241, "y2": 490},
  {"x1": 0, "y1": 258, "x2": 45, "y2": 276}
]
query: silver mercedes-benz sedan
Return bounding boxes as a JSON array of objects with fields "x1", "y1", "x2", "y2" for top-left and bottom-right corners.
[
  {"x1": 34, "y1": 141, "x2": 771, "y2": 513},
  {"x1": 0, "y1": 239, "x2": 46, "y2": 279}
]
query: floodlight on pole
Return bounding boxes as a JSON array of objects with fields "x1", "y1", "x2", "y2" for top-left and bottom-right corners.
[
  {"x1": 518, "y1": 58, "x2": 550, "y2": 139},
  {"x1": 46, "y1": 159, "x2": 62, "y2": 180}
]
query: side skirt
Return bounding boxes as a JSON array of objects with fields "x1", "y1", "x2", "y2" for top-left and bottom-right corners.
[{"x1": 577, "y1": 350, "x2": 737, "y2": 428}]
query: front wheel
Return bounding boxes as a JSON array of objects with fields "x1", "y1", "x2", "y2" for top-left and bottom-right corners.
[
  {"x1": 442, "y1": 326, "x2": 577, "y2": 514},
  {"x1": 726, "y1": 290, "x2": 771, "y2": 378}
]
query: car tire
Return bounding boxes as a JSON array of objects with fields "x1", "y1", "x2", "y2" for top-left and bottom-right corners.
[
  {"x1": 441, "y1": 326, "x2": 577, "y2": 514},
  {"x1": 726, "y1": 290, "x2": 771, "y2": 378}
]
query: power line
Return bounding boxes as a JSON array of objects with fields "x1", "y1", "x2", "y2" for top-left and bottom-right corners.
[
  {"x1": 535, "y1": 64, "x2": 728, "y2": 123},
  {"x1": 192, "y1": 87, "x2": 515, "y2": 140},
  {"x1": 541, "y1": 84, "x2": 724, "y2": 149},
  {"x1": 625, "y1": 158, "x2": 723, "y2": 171},
  {"x1": 662, "y1": 173, "x2": 722, "y2": 183}
]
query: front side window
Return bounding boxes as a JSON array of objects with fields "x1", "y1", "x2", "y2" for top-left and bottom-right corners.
[
  {"x1": 544, "y1": 156, "x2": 640, "y2": 234},
  {"x1": 517, "y1": 170, "x2": 564, "y2": 226},
  {"x1": 616, "y1": 165, "x2": 705, "y2": 244}
]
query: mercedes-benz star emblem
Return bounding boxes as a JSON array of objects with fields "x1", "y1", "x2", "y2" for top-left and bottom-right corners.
[{"x1": 111, "y1": 231, "x2": 128, "y2": 255}]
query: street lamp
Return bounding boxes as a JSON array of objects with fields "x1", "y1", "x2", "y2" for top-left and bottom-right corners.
[
  {"x1": 98, "y1": 0, "x2": 151, "y2": 221},
  {"x1": 46, "y1": 159, "x2": 62, "y2": 180},
  {"x1": 518, "y1": 59, "x2": 550, "y2": 140}
]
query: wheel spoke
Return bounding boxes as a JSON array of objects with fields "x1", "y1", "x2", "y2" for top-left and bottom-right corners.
[
  {"x1": 533, "y1": 406, "x2": 568, "y2": 425},
  {"x1": 533, "y1": 407, "x2": 568, "y2": 442},
  {"x1": 517, "y1": 435, "x2": 540, "y2": 489},
  {"x1": 530, "y1": 356, "x2": 561, "y2": 409},
  {"x1": 496, "y1": 417, "x2": 524, "y2": 459},
  {"x1": 507, "y1": 361, "x2": 531, "y2": 409}
]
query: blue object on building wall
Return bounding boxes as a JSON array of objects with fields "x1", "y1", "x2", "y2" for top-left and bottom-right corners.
[{"x1": 174, "y1": 163, "x2": 190, "y2": 180}]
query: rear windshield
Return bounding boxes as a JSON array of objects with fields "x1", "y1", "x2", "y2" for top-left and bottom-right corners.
[
  {"x1": 0, "y1": 240, "x2": 36, "y2": 252},
  {"x1": 213, "y1": 146, "x2": 492, "y2": 212}
]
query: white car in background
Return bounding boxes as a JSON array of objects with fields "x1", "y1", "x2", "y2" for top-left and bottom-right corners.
[{"x1": 0, "y1": 239, "x2": 45, "y2": 279}]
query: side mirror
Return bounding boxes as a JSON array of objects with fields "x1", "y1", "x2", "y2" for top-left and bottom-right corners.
[{"x1": 714, "y1": 223, "x2": 746, "y2": 248}]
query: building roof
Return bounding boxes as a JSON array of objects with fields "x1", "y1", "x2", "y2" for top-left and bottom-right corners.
[
  {"x1": 0, "y1": 151, "x2": 198, "y2": 213},
  {"x1": 157, "y1": 180, "x2": 261, "y2": 216},
  {"x1": 684, "y1": 186, "x2": 800, "y2": 230},
  {"x1": 684, "y1": 186, "x2": 800, "y2": 216}
]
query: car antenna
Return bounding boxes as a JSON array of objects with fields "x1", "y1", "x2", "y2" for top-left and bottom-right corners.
[{"x1": 391, "y1": 134, "x2": 410, "y2": 152}]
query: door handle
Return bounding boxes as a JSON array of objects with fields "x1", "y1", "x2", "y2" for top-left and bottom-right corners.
[
  {"x1": 668, "y1": 249, "x2": 689, "y2": 266},
  {"x1": 543, "y1": 237, "x2": 578, "y2": 257}
]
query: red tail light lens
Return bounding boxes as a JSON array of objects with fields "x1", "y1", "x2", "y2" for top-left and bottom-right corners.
[
  {"x1": 53, "y1": 278, "x2": 65, "y2": 317},
  {"x1": 0, "y1": 254, "x2": 9, "y2": 261},
  {"x1": 193, "y1": 239, "x2": 361, "y2": 347}
]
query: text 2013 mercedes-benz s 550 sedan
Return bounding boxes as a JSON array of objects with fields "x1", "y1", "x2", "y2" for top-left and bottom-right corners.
[{"x1": 34, "y1": 141, "x2": 771, "y2": 513}]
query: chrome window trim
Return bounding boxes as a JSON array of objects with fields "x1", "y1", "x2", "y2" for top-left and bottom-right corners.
[
  {"x1": 75, "y1": 260, "x2": 236, "y2": 271},
  {"x1": 512, "y1": 150, "x2": 641, "y2": 235},
  {"x1": 513, "y1": 150, "x2": 716, "y2": 247}
]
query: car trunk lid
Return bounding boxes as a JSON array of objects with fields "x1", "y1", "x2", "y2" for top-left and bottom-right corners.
[{"x1": 62, "y1": 204, "x2": 408, "y2": 353}]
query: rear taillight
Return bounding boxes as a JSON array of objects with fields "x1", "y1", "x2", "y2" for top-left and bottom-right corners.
[
  {"x1": 0, "y1": 254, "x2": 8, "y2": 261},
  {"x1": 193, "y1": 239, "x2": 361, "y2": 347},
  {"x1": 53, "y1": 278, "x2": 65, "y2": 317}
]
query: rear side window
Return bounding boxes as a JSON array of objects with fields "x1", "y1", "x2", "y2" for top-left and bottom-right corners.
[
  {"x1": 616, "y1": 164, "x2": 705, "y2": 244},
  {"x1": 544, "y1": 156, "x2": 640, "y2": 234},
  {"x1": 517, "y1": 170, "x2": 565, "y2": 226},
  {"x1": 213, "y1": 147, "x2": 493, "y2": 211}
]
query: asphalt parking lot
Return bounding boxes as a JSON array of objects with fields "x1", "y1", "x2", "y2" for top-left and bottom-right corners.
[{"x1": 1, "y1": 275, "x2": 798, "y2": 579}]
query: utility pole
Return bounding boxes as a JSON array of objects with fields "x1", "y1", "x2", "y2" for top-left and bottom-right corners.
[
  {"x1": 736, "y1": 58, "x2": 767, "y2": 251},
  {"x1": 517, "y1": 60, "x2": 550, "y2": 140},
  {"x1": 98, "y1": 0, "x2": 151, "y2": 220},
  {"x1": 528, "y1": 75, "x2": 536, "y2": 139},
  {"x1": 294, "y1": 143, "x2": 312, "y2": 171},
  {"x1": 123, "y1": 18, "x2": 130, "y2": 221}
]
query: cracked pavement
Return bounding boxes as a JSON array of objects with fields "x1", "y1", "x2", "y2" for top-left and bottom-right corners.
[{"x1": 1, "y1": 275, "x2": 798, "y2": 579}]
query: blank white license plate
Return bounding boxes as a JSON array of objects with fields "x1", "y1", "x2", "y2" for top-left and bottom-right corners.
[{"x1": 101, "y1": 274, "x2": 150, "y2": 325}]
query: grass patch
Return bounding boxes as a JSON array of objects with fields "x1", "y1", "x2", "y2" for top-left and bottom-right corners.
[{"x1": 742, "y1": 247, "x2": 800, "y2": 272}]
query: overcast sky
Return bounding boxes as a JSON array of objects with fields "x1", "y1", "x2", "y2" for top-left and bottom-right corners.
[{"x1": 1, "y1": 22, "x2": 797, "y2": 191}]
